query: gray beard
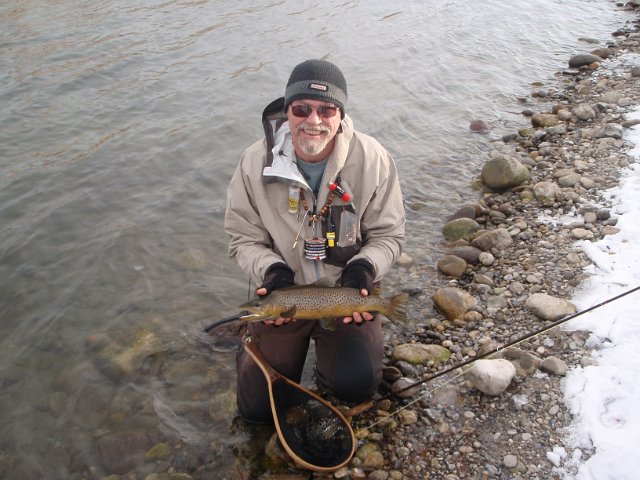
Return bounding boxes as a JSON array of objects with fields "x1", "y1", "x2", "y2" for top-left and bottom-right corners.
[{"x1": 295, "y1": 124, "x2": 331, "y2": 157}]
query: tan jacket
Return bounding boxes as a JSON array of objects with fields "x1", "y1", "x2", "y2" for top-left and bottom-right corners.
[{"x1": 225, "y1": 98, "x2": 405, "y2": 286}]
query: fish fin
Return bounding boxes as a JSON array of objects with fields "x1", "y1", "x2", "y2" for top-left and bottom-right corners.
[
  {"x1": 387, "y1": 292, "x2": 409, "y2": 322},
  {"x1": 308, "y1": 277, "x2": 337, "y2": 288},
  {"x1": 319, "y1": 318, "x2": 337, "y2": 331},
  {"x1": 281, "y1": 307, "x2": 297, "y2": 318}
]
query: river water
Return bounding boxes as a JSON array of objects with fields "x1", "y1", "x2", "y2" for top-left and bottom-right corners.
[{"x1": 0, "y1": 0, "x2": 632, "y2": 478}]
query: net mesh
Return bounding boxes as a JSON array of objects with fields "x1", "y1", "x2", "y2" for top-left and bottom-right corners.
[{"x1": 271, "y1": 380, "x2": 353, "y2": 469}]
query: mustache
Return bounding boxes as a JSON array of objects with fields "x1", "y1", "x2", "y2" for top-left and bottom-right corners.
[{"x1": 295, "y1": 123, "x2": 330, "y2": 134}]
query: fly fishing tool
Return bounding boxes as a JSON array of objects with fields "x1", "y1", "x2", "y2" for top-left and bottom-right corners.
[
  {"x1": 243, "y1": 337, "x2": 356, "y2": 472},
  {"x1": 298, "y1": 188, "x2": 335, "y2": 261}
]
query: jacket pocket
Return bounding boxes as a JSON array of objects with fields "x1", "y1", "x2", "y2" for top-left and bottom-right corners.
[{"x1": 323, "y1": 204, "x2": 361, "y2": 267}]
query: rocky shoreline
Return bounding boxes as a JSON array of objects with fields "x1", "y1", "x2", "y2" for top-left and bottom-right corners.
[{"x1": 330, "y1": 7, "x2": 640, "y2": 480}]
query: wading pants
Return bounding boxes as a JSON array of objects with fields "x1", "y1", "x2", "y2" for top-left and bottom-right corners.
[{"x1": 236, "y1": 317, "x2": 384, "y2": 423}]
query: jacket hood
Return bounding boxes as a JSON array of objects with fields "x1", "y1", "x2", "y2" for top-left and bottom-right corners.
[{"x1": 260, "y1": 97, "x2": 353, "y2": 189}]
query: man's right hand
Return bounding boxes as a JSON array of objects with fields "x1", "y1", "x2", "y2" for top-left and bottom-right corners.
[{"x1": 257, "y1": 262, "x2": 295, "y2": 325}]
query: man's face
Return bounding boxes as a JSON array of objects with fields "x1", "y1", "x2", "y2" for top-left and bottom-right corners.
[{"x1": 287, "y1": 99, "x2": 341, "y2": 163}]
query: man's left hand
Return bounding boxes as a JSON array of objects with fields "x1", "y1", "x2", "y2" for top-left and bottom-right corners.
[
  {"x1": 340, "y1": 260, "x2": 376, "y2": 324},
  {"x1": 342, "y1": 288, "x2": 375, "y2": 324}
]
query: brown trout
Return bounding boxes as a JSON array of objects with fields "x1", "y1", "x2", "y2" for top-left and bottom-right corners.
[{"x1": 239, "y1": 285, "x2": 408, "y2": 322}]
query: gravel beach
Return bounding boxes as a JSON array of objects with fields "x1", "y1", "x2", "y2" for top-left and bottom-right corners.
[{"x1": 318, "y1": 6, "x2": 640, "y2": 480}]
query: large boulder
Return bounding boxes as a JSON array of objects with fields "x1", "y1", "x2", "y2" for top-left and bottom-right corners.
[
  {"x1": 465, "y1": 359, "x2": 516, "y2": 396},
  {"x1": 481, "y1": 154, "x2": 531, "y2": 192}
]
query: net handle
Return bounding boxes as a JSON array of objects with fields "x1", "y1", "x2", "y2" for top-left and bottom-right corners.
[{"x1": 243, "y1": 340, "x2": 356, "y2": 472}]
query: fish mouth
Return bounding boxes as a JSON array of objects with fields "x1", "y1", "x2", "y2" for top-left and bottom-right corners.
[{"x1": 237, "y1": 303, "x2": 269, "y2": 321}]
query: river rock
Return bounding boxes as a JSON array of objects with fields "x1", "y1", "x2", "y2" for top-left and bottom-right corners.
[
  {"x1": 264, "y1": 433, "x2": 289, "y2": 469},
  {"x1": 448, "y1": 204, "x2": 481, "y2": 221},
  {"x1": 48, "y1": 391, "x2": 70, "y2": 417},
  {"x1": 437, "y1": 255, "x2": 467, "y2": 277},
  {"x1": 391, "y1": 377, "x2": 421, "y2": 398},
  {"x1": 590, "y1": 47, "x2": 612, "y2": 59},
  {"x1": 465, "y1": 359, "x2": 516, "y2": 396},
  {"x1": 433, "y1": 287, "x2": 477, "y2": 320},
  {"x1": 429, "y1": 384, "x2": 464, "y2": 407},
  {"x1": 97, "y1": 431, "x2": 149, "y2": 474},
  {"x1": 397, "y1": 409, "x2": 419, "y2": 426},
  {"x1": 575, "y1": 104, "x2": 597, "y2": 121},
  {"x1": 568, "y1": 53, "x2": 603, "y2": 68},
  {"x1": 448, "y1": 246, "x2": 483, "y2": 264},
  {"x1": 471, "y1": 228, "x2": 514, "y2": 251},
  {"x1": 596, "y1": 123, "x2": 623, "y2": 139},
  {"x1": 571, "y1": 227, "x2": 595, "y2": 240},
  {"x1": 534, "y1": 181, "x2": 562, "y2": 206},
  {"x1": 392, "y1": 343, "x2": 451, "y2": 365},
  {"x1": 92, "y1": 328, "x2": 164, "y2": 379},
  {"x1": 478, "y1": 252, "x2": 495, "y2": 266},
  {"x1": 383, "y1": 365, "x2": 402, "y2": 383},
  {"x1": 504, "y1": 454, "x2": 519, "y2": 468},
  {"x1": 525, "y1": 293, "x2": 577, "y2": 321},
  {"x1": 558, "y1": 172, "x2": 582, "y2": 187},
  {"x1": 144, "y1": 442, "x2": 172, "y2": 461},
  {"x1": 502, "y1": 348, "x2": 541, "y2": 376},
  {"x1": 540, "y1": 356, "x2": 569, "y2": 376},
  {"x1": 208, "y1": 390, "x2": 237, "y2": 421},
  {"x1": 442, "y1": 217, "x2": 481, "y2": 241},
  {"x1": 531, "y1": 113, "x2": 561, "y2": 128},
  {"x1": 470, "y1": 119, "x2": 491, "y2": 133},
  {"x1": 177, "y1": 248, "x2": 208, "y2": 271},
  {"x1": 480, "y1": 154, "x2": 531, "y2": 192}
]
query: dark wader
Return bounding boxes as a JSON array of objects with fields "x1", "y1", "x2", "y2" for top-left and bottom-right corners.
[{"x1": 236, "y1": 317, "x2": 384, "y2": 423}]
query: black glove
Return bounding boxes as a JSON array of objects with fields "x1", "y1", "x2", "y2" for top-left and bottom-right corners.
[
  {"x1": 340, "y1": 259, "x2": 375, "y2": 293},
  {"x1": 259, "y1": 262, "x2": 295, "y2": 296}
]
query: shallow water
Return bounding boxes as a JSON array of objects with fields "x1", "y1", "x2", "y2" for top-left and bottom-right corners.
[{"x1": 0, "y1": 0, "x2": 633, "y2": 477}]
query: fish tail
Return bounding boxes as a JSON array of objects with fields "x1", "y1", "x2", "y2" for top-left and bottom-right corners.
[{"x1": 386, "y1": 292, "x2": 409, "y2": 322}]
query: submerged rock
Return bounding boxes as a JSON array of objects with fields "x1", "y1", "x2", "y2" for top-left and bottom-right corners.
[{"x1": 90, "y1": 328, "x2": 164, "y2": 380}]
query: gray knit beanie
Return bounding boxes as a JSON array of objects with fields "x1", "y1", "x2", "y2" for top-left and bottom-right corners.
[{"x1": 284, "y1": 59, "x2": 347, "y2": 117}]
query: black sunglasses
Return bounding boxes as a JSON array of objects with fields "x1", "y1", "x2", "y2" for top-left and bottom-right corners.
[{"x1": 290, "y1": 104, "x2": 339, "y2": 118}]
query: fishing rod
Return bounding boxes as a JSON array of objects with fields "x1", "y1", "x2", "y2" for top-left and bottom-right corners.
[
  {"x1": 203, "y1": 285, "x2": 639, "y2": 423},
  {"x1": 346, "y1": 284, "x2": 640, "y2": 420}
]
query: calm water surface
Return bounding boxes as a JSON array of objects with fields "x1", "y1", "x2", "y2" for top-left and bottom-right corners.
[{"x1": 0, "y1": 0, "x2": 632, "y2": 477}]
